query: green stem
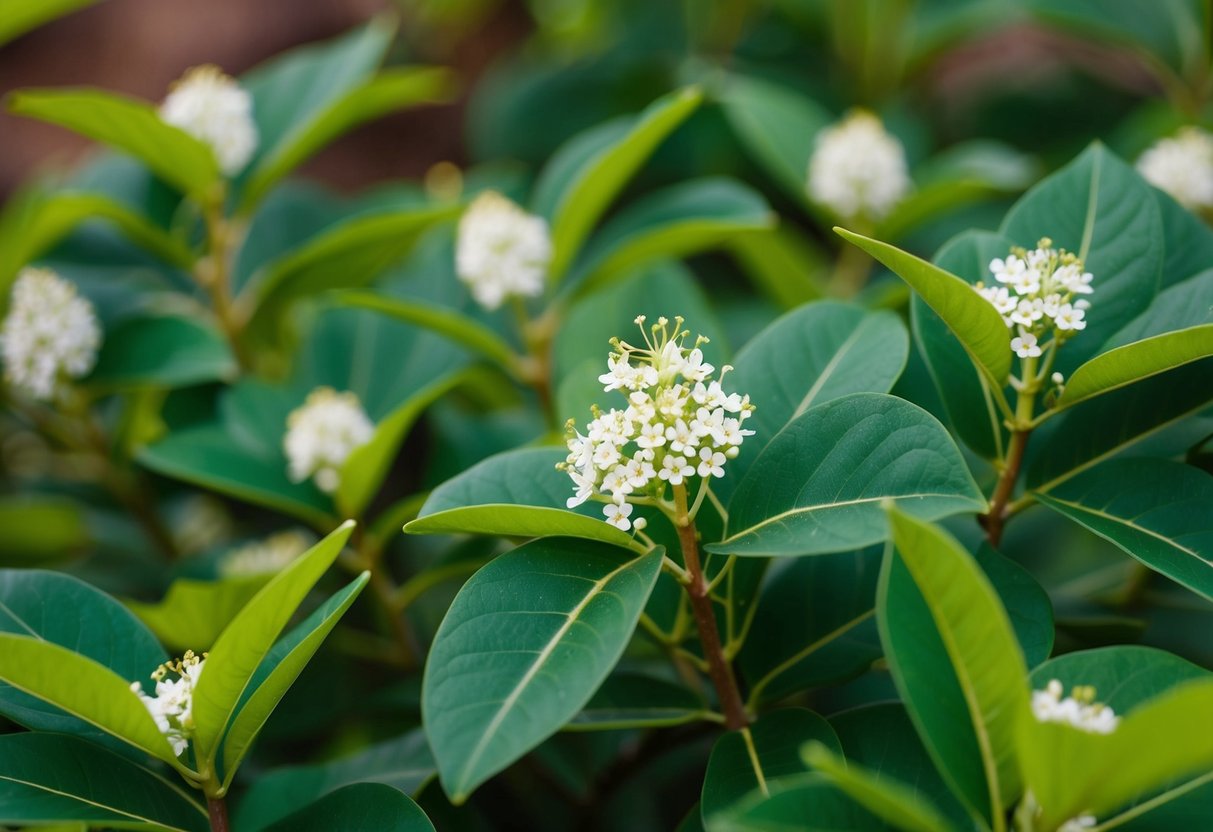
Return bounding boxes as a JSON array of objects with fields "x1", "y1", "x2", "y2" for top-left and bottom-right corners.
[{"x1": 198, "y1": 195, "x2": 252, "y2": 372}]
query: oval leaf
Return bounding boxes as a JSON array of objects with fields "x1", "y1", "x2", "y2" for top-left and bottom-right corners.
[
  {"x1": 89, "y1": 315, "x2": 237, "y2": 390},
  {"x1": 1057, "y1": 324, "x2": 1213, "y2": 409},
  {"x1": 264, "y1": 782, "x2": 433, "y2": 832}
]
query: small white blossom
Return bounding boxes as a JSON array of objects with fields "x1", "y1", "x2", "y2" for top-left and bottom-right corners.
[
  {"x1": 1059, "y1": 816, "x2": 1097, "y2": 832},
  {"x1": 603, "y1": 501, "x2": 634, "y2": 530},
  {"x1": 560, "y1": 317, "x2": 756, "y2": 534},
  {"x1": 1053, "y1": 303, "x2": 1086, "y2": 331},
  {"x1": 1011, "y1": 329, "x2": 1042, "y2": 359},
  {"x1": 1, "y1": 267, "x2": 101, "y2": 401},
  {"x1": 219, "y1": 529, "x2": 315, "y2": 577},
  {"x1": 159, "y1": 65, "x2": 258, "y2": 176},
  {"x1": 284, "y1": 388, "x2": 375, "y2": 494},
  {"x1": 1136, "y1": 127, "x2": 1213, "y2": 211},
  {"x1": 807, "y1": 110, "x2": 911, "y2": 221},
  {"x1": 1032, "y1": 679, "x2": 1119, "y2": 735},
  {"x1": 455, "y1": 191, "x2": 551, "y2": 310},
  {"x1": 131, "y1": 651, "x2": 206, "y2": 756}
]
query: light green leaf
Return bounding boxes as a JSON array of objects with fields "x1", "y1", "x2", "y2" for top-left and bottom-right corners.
[
  {"x1": 727, "y1": 226, "x2": 827, "y2": 308},
  {"x1": 803, "y1": 741, "x2": 955, "y2": 832},
  {"x1": 190, "y1": 521, "x2": 354, "y2": 765},
  {"x1": 1035, "y1": 459, "x2": 1213, "y2": 602},
  {"x1": 234, "y1": 728, "x2": 434, "y2": 831},
  {"x1": 0, "y1": 733, "x2": 207, "y2": 832},
  {"x1": 0, "y1": 634, "x2": 179, "y2": 766},
  {"x1": 241, "y1": 66, "x2": 456, "y2": 210},
  {"x1": 88, "y1": 315, "x2": 237, "y2": 390},
  {"x1": 127, "y1": 575, "x2": 269, "y2": 652},
  {"x1": 7, "y1": 89, "x2": 220, "y2": 197},
  {"x1": 263, "y1": 782, "x2": 434, "y2": 832},
  {"x1": 1056, "y1": 324, "x2": 1213, "y2": 409},
  {"x1": 713, "y1": 393, "x2": 985, "y2": 557},
  {"x1": 882, "y1": 508, "x2": 1028, "y2": 822},
  {"x1": 534, "y1": 86, "x2": 703, "y2": 283},
  {"x1": 0, "y1": 0, "x2": 99, "y2": 46},
  {"x1": 423, "y1": 538, "x2": 662, "y2": 802},
  {"x1": 567, "y1": 672, "x2": 708, "y2": 731},
  {"x1": 220, "y1": 572, "x2": 369, "y2": 782},
  {"x1": 835, "y1": 227, "x2": 1012, "y2": 386},
  {"x1": 0, "y1": 498, "x2": 88, "y2": 564}
]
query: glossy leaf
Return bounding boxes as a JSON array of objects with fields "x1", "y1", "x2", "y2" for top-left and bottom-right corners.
[
  {"x1": 88, "y1": 315, "x2": 237, "y2": 389},
  {"x1": 264, "y1": 783, "x2": 434, "y2": 832},
  {"x1": 976, "y1": 544, "x2": 1054, "y2": 667},
  {"x1": 190, "y1": 521, "x2": 354, "y2": 764},
  {"x1": 835, "y1": 227, "x2": 1012, "y2": 386},
  {"x1": 535, "y1": 86, "x2": 703, "y2": 283},
  {"x1": 423, "y1": 539, "x2": 662, "y2": 802},
  {"x1": 1105, "y1": 269, "x2": 1213, "y2": 346},
  {"x1": 1057, "y1": 324, "x2": 1213, "y2": 409},
  {"x1": 1035, "y1": 459, "x2": 1213, "y2": 602},
  {"x1": 714, "y1": 393, "x2": 985, "y2": 557},
  {"x1": 7, "y1": 89, "x2": 219, "y2": 197},
  {"x1": 127, "y1": 575, "x2": 268, "y2": 652},
  {"x1": 235, "y1": 728, "x2": 435, "y2": 831},
  {"x1": 221, "y1": 572, "x2": 370, "y2": 782},
  {"x1": 0, "y1": 0, "x2": 99, "y2": 46},
  {"x1": 710, "y1": 773, "x2": 871, "y2": 831},
  {"x1": 0, "y1": 733, "x2": 207, "y2": 832},
  {"x1": 700, "y1": 708, "x2": 842, "y2": 829},
  {"x1": 567, "y1": 672, "x2": 708, "y2": 730}
]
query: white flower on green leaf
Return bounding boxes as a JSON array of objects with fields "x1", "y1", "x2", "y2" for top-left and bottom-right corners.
[
  {"x1": 159, "y1": 65, "x2": 258, "y2": 177},
  {"x1": 455, "y1": 191, "x2": 552, "y2": 310},
  {"x1": 1032, "y1": 678, "x2": 1119, "y2": 735},
  {"x1": 284, "y1": 388, "x2": 374, "y2": 494},
  {"x1": 131, "y1": 651, "x2": 206, "y2": 756},
  {"x1": 807, "y1": 110, "x2": 911, "y2": 221},
  {"x1": 0, "y1": 267, "x2": 101, "y2": 402},
  {"x1": 219, "y1": 529, "x2": 315, "y2": 577},
  {"x1": 1136, "y1": 127, "x2": 1213, "y2": 211}
]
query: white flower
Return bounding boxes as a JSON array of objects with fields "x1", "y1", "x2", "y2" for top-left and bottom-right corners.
[
  {"x1": 131, "y1": 651, "x2": 206, "y2": 756},
  {"x1": 455, "y1": 191, "x2": 551, "y2": 310},
  {"x1": 697, "y1": 447, "x2": 726, "y2": 478},
  {"x1": 658, "y1": 454, "x2": 695, "y2": 486},
  {"x1": 1051, "y1": 372, "x2": 1065, "y2": 386},
  {"x1": 219, "y1": 529, "x2": 315, "y2": 577},
  {"x1": 159, "y1": 65, "x2": 257, "y2": 176},
  {"x1": 1032, "y1": 679, "x2": 1119, "y2": 735},
  {"x1": 566, "y1": 468, "x2": 596, "y2": 509},
  {"x1": 284, "y1": 388, "x2": 375, "y2": 494},
  {"x1": 1008, "y1": 269, "x2": 1041, "y2": 297},
  {"x1": 1011, "y1": 329, "x2": 1042, "y2": 359},
  {"x1": 1053, "y1": 303, "x2": 1086, "y2": 331},
  {"x1": 807, "y1": 110, "x2": 911, "y2": 221},
  {"x1": 1059, "y1": 815, "x2": 1097, "y2": 832},
  {"x1": 990, "y1": 255, "x2": 1026, "y2": 284},
  {"x1": 1137, "y1": 127, "x2": 1213, "y2": 210},
  {"x1": 1, "y1": 267, "x2": 101, "y2": 401},
  {"x1": 603, "y1": 501, "x2": 634, "y2": 530},
  {"x1": 680, "y1": 348, "x2": 714, "y2": 383}
]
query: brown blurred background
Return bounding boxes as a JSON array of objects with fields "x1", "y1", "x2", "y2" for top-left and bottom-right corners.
[{"x1": 0, "y1": 0, "x2": 529, "y2": 199}]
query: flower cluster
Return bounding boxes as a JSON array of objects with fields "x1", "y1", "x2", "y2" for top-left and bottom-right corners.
[
  {"x1": 807, "y1": 110, "x2": 911, "y2": 221},
  {"x1": 1136, "y1": 127, "x2": 1213, "y2": 211},
  {"x1": 1, "y1": 267, "x2": 101, "y2": 402},
  {"x1": 975, "y1": 239, "x2": 1093, "y2": 359},
  {"x1": 1059, "y1": 816, "x2": 1097, "y2": 832},
  {"x1": 219, "y1": 529, "x2": 315, "y2": 577},
  {"x1": 1031, "y1": 679, "x2": 1119, "y2": 735},
  {"x1": 130, "y1": 651, "x2": 206, "y2": 756},
  {"x1": 561, "y1": 317, "x2": 755, "y2": 531},
  {"x1": 159, "y1": 65, "x2": 258, "y2": 176},
  {"x1": 455, "y1": 191, "x2": 552, "y2": 310},
  {"x1": 284, "y1": 388, "x2": 375, "y2": 494}
]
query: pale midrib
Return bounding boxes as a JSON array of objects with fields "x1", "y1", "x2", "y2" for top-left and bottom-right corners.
[
  {"x1": 1045, "y1": 498, "x2": 1202, "y2": 559},
  {"x1": 455, "y1": 558, "x2": 638, "y2": 793},
  {"x1": 0, "y1": 600, "x2": 42, "y2": 639},
  {"x1": 723, "y1": 493, "x2": 975, "y2": 545},
  {"x1": 1079, "y1": 151, "x2": 1102, "y2": 262},
  {"x1": 0, "y1": 773, "x2": 196, "y2": 829},
  {"x1": 1095, "y1": 768, "x2": 1213, "y2": 831},
  {"x1": 748, "y1": 610, "x2": 875, "y2": 706},
  {"x1": 793, "y1": 326, "x2": 865, "y2": 419}
]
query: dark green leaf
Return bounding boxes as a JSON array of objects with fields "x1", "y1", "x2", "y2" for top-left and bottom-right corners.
[
  {"x1": 89, "y1": 315, "x2": 237, "y2": 389},
  {"x1": 264, "y1": 782, "x2": 434, "y2": 832},
  {"x1": 567, "y1": 672, "x2": 708, "y2": 730}
]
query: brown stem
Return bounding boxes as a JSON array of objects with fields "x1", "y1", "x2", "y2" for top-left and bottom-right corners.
[
  {"x1": 206, "y1": 795, "x2": 229, "y2": 832},
  {"x1": 981, "y1": 429, "x2": 1029, "y2": 548},
  {"x1": 673, "y1": 484, "x2": 749, "y2": 730}
]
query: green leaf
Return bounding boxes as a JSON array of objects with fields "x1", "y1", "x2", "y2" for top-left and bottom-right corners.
[
  {"x1": 263, "y1": 782, "x2": 434, "y2": 832},
  {"x1": 241, "y1": 66, "x2": 456, "y2": 210},
  {"x1": 88, "y1": 315, "x2": 237, "y2": 389},
  {"x1": 234, "y1": 728, "x2": 434, "y2": 831},
  {"x1": 1106, "y1": 269, "x2": 1213, "y2": 346},
  {"x1": 0, "y1": 0, "x2": 99, "y2": 46},
  {"x1": 0, "y1": 634, "x2": 178, "y2": 765},
  {"x1": 700, "y1": 708, "x2": 842, "y2": 830},
  {"x1": 717, "y1": 74, "x2": 832, "y2": 208},
  {"x1": 1027, "y1": 0, "x2": 1204, "y2": 75},
  {"x1": 566, "y1": 177, "x2": 775, "y2": 297},
  {"x1": 976, "y1": 544, "x2": 1054, "y2": 668},
  {"x1": 709, "y1": 773, "x2": 870, "y2": 831},
  {"x1": 1057, "y1": 324, "x2": 1213, "y2": 409},
  {"x1": 336, "y1": 370, "x2": 470, "y2": 518},
  {"x1": 534, "y1": 86, "x2": 703, "y2": 283},
  {"x1": 0, "y1": 569, "x2": 166, "y2": 746},
  {"x1": 406, "y1": 447, "x2": 641, "y2": 551},
  {"x1": 190, "y1": 521, "x2": 354, "y2": 765},
  {"x1": 835, "y1": 227, "x2": 1012, "y2": 387},
  {"x1": 0, "y1": 733, "x2": 207, "y2": 832},
  {"x1": 739, "y1": 547, "x2": 883, "y2": 706},
  {"x1": 220, "y1": 572, "x2": 369, "y2": 782},
  {"x1": 721, "y1": 301, "x2": 909, "y2": 501},
  {"x1": 423, "y1": 538, "x2": 662, "y2": 802},
  {"x1": 127, "y1": 575, "x2": 269, "y2": 653},
  {"x1": 1019, "y1": 678, "x2": 1213, "y2": 829},
  {"x1": 803, "y1": 742, "x2": 955, "y2": 832},
  {"x1": 333, "y1": 290, "x2": 520, "y2": 372},
  {"x1": 1155, "y1": 188, "x2": 1213, "y2": 289},
  {"x1": 7, "y1": 89, "x2": 220, "y2": 197},
  {"x1": 567, "y1": 672, "x2": 708, "y2": 730},
  {"x1": 0, "y1": 498, "x2": 88, "y2": 564},
  {"x1": 727, "y1": 226, "x2": 827, "y2": 308},
  {"x1": 713, "y1": 393, "x2": 985, "y2": 557},
  {"x1": 880, "y1": 509, "x2": 1028, "y2": 822},
  {"x1": 1035, "y1": 459, "x2": 1213, "y2": 602},
  {"x1": 1000, "y1": 143, "x2": 1163, "y2": 373}
]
